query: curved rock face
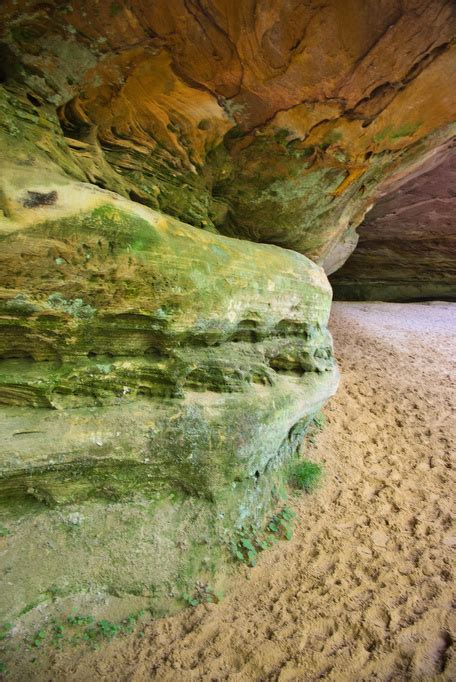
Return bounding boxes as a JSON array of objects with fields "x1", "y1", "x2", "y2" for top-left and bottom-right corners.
[
  {"x1": 0, "y1": 165, "x2": 338, "y2": 622},
  {"x1": 0, "y1": 0, "x2": 455, "y2": 627},
  {"x1": 331, "y1": 143, "x2": 456, "y2": 300}
]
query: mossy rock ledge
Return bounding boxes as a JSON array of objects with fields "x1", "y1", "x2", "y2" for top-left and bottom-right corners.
[{"x1": 0, "y1": 168, "x2": 338, "y2": 626}]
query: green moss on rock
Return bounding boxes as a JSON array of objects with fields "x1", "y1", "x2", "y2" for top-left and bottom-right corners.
[{"x1": 0, "y1": 175, "x2": 338, "y2": 628}]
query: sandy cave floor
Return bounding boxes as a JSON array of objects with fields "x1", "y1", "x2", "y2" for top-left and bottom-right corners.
[{"x1": 5, "y1": 302, "x2": 456, "y2": 681}]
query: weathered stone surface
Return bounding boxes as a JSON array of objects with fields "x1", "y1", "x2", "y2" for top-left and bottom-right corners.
[
  {"x1": 0, "y1": 0, "x2": 455, "y2": 631},
  {"x1": 0, "y1": 167, "x2": 337, "y2": 622},
  {"x1": 331, "y1": 143, "x2": 456, "y2": 300},
  {"x1": 0, "y1": 0, "x2": 455, "y2": 269}
]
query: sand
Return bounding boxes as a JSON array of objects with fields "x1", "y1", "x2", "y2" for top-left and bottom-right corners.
[{"x1": 5, "y1": 302, "x2": 456, "y2": 680}]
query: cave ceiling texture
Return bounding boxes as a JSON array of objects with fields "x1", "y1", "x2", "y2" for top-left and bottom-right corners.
[{"x1": 0, "y1": 0, "x2": 455, "y2": 626}]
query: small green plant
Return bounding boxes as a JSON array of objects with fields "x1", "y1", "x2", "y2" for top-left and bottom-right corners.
[
  {"x1": 180, "y1": 592, "x2": 200, "y2": 607},
  {"x1": 88, "y1": 611, "x2": 145, "y2": 641},
  {"x1": 122, "y1": 613, "x2": 142, "y2": 634},
  {"x1": 231, "y1": 506, "x2": 296, "y2": 566},
  {"x1": 18, "y1": 610, "x2": 147, "y2": 653},
  {"x1": 289, "y1": 460, "x2": 323, "y2": 492},
  {"x1": 95, "y1": 620, "x2": 120, "y2": 639},
  {"x1": 267, "y1": 507, "x2": 296, "y2": 540},
  {"x1": 236, "y1": 534, "x2": 257, "y2": 566},
  {"x1": 52, "y1": 623, "x2": 65, "y2": 644},
  {"x1": 230, "y1": 527, "x2": 267, "y2": 566},
  {"x1": 32, "y1": 629, "x2": 46, "y2": 648}
]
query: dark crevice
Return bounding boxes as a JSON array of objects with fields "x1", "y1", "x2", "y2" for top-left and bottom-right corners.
[
  {"x1": 92, "y1": 179, "x2": 107, "y2": 190},
  {"x1": 26, "y1": 92, "x2": 42, "y2": 107},
  {"x1": 22, "y1": 190, "x2": 58, "y2": 208},
  {"x1": 128, "y1": 189, "x2": 152, "y2": 206},
  {"x1": 0, "y1": 42, "x2": 20, "y2": 83}
]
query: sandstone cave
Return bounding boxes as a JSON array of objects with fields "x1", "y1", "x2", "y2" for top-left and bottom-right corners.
[{"x1": 0, "y1": 1, "x2": 455, "y2": 678}]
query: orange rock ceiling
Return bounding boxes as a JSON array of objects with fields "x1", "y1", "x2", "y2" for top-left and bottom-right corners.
[{"x1": 1, "y1": 0, "x2": 455, "y2": 269}]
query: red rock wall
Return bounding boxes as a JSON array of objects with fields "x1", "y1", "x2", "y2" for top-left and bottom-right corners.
[{"x1": 331, "y1": 143, "x2": 456, "y2": 300}]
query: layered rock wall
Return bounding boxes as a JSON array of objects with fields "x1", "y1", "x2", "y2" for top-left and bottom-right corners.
[{"x1": 0, "y1": 165, "x2": 337, "y2": 622}]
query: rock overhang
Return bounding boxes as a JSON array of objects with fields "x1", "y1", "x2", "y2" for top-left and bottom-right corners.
[
  {"x1": 0, "y1": 0, "x2": 455, "y2": 269},
  {"x1": 0, "y1": 0, "x2": 455, "y2": 630}
]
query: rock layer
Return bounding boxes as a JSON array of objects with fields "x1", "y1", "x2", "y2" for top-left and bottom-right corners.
[
  {"x1": 0, "y1": 166, "x2": 337, "y2": 622},
  {"x1": 331, "y1": 143, "x2": 456, "y2": 300},
  {"x1": 0, "y1": 1, "x2": 455, "y2": 269}
]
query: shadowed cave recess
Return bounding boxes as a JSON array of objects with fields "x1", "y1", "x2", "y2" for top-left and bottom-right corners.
[{"x1": 0, "y1": 0, "x2": 455, "y2": 629}]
